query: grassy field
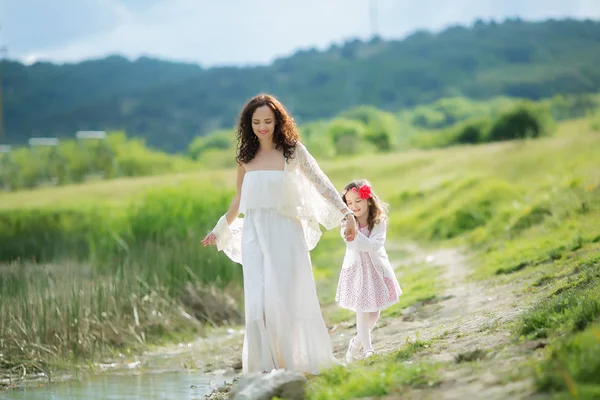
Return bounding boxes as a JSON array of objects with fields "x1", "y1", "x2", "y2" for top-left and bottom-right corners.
[
  {"x1": 1, "y1": 117, "x2": 599, "y2": 397},
  {"x1": 304, "y1": 119, "x2": 600, "y2": 398}
]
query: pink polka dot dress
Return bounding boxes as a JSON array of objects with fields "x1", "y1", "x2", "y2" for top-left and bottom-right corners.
[{"x1": 335, "y1": 225, "x2": 401, "y2": 312}]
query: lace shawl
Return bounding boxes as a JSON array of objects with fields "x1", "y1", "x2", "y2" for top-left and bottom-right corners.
[{"x1": 212, "y1": 143, "x2": 349, "y2": 264}]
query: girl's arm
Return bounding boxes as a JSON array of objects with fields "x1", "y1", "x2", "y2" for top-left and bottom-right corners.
[{"x1": 344, "y1": 219, "x2": 387, "y2": 253}]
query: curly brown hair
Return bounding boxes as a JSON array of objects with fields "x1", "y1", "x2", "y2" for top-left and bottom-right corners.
[
  {"x1": 235, "y1": 93, "x2": 300, "y2": 165},
  {"x1": 341, "y1": 179, "x2": 389, "y2": 231}
]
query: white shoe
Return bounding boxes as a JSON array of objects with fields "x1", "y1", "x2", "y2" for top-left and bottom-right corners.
[
  {"x1": 345, "y1": 337, "x2": 362, "y2": 363},
  {"x1": 362, "y1": 350, "x2": 375, "y2": 359}
]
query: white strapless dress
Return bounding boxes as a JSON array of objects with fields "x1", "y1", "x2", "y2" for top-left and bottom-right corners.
[{"x1": 237, "y1": 170, "x2": 341, "y2": 374}]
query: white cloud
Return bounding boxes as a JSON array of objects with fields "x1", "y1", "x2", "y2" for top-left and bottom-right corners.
[
  {"x1": 1, "y1": 0, "x2": 132, "y2": 53},
  {"x1": 4, "y1": 0, "x2": 600, "y2": 66}
]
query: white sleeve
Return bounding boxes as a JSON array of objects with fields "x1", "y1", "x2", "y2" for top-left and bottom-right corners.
[
  {"x1": 295, "y1": 143, "x2": 349, "y2": 214},
  {"x1": 344, "y1": 220, "x2": 387, "y2": 253}
]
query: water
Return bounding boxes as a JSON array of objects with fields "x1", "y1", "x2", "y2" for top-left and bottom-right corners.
[
  {"x1": 1, "y1": 329, "x2": 243, "y2": 399},
  {"x1": 0, "y1": 335, "x2": 242, "y2": 400},
  {"x1": 2, "y1": 370, "x2": 230, "y2": 399}
]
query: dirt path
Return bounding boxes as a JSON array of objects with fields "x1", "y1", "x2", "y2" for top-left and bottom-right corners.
[
  {"x1": 326, "y1": 244, "x2": 544, "y2": 400},
  {"x1": 196, "y1": 242, "x2": 548, "y2": 399}
]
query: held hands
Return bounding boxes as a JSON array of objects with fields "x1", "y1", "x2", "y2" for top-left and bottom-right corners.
[
  {"x1": 344, "y1": 216, "x2": 357, "y2": 242},
  {"x1": 201, "y1": 232, "x2": 217, "y2": 247}
]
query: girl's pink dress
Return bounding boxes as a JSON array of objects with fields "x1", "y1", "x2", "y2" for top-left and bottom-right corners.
[{"x1": 335, "y1": 225, "x2": 401, "y2": 312}]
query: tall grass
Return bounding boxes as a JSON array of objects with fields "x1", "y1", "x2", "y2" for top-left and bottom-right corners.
[{"x1": 0, "y1": 182, "x2": 243, "y2": 374}]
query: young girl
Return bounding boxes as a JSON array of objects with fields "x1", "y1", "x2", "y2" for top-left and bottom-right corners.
[{"x1": 336, "y1": 179, "x2": 402, "y2": 362}]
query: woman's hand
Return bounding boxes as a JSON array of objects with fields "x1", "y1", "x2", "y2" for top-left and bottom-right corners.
[
  {"x1": 201, "y1": 232, "x2": 217, "y2": 247},
  {"x1": 344, "y1": 216, "x2": 357, "y2": 242}
]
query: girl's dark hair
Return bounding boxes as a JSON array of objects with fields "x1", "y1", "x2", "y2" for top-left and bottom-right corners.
[
  {"x1": 341, "y1": 179, "x2": 388, "y2": 231},
  {"x1": 235, "y1": 93, "x2": 299, "y2": 165}
]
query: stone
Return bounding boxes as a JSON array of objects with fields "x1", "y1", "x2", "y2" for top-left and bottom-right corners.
[{"x1": 231, "y1": 369, "x2": 307, "y2": 400}]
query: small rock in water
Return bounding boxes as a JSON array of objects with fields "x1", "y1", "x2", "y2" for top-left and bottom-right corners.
[
  {"x1": 231, "y1": 369, "x2": 307, "y2": 400},
  {"x1": 204, "y1": 384, "x2": 232, "y2": 400}
]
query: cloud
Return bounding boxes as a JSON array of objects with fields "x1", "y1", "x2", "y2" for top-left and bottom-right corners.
[
  {"x1": 1, "y1": 0, "x2": 131, "y2": 54},
  {"x1": 3, "y1": 0, "x2": 600, "y2": 66}
]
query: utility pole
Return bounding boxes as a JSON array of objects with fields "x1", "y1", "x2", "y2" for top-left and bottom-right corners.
[
  {"x1": 369, "y1": 0, "x2": 379, "y2": 38},
  {"x1": 0, "y1": 46, "x2": 6, "y2": 144},
  {"x1": 0, "y1": 26, "x2": 6, "y2": 144}
]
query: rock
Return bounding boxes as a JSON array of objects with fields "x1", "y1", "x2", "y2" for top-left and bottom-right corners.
[
  {"x1": 231, "y1": 358, "x2": 243, "y2": 371},
  {"x1": 231, "y1": 369, "x2": 307, "y2": 400},
  {"x1": 204, "y1": 383, "x2": 233, "y2": 400}
]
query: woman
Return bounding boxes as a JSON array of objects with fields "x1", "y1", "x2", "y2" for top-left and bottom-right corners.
[{"x1": 202, "y1": 93, "x2": 357, "y2": 375}]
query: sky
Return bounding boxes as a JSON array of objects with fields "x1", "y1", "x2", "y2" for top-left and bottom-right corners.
[{"x1": 1, "y1": 0, "x2": 599, "y2": 67}]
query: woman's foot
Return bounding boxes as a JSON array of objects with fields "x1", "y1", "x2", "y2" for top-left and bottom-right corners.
[{"x1": 345, "y1": 337, "x2": 362, "y2": 363}]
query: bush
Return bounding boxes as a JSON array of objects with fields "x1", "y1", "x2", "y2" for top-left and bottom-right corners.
[
  {"x1": 549, "y1": 93, "x2": 600, "y2": 121},
  {"x1": 453, "y1": 119, "x2": 489, "y2": 144},
  {"x1": 339, "y1": 106, "x2": 397, "y2": 152},
  {"x1": 423, "y1": 102, "x2": 555, "y2": 149},
  {"x1": 2, "y1": 132, "x2": 199, "y2": 192},
  {"x1": 188, "y1": 129, "x2": 235, "y2": 160},
  {"x1": 486, "y1": 103, "x2": 552, "y2": 142},
  {"x1": 327, "y1": 118, "x2": 366, "y2": 155},
  {"x1": 364, "y1": 125, "x2": 393, "y2": 151}
]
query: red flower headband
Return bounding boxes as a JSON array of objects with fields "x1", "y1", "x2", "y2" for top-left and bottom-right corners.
[{"x1": 342, "y1": 184, "x2": 373, "y2": 200}]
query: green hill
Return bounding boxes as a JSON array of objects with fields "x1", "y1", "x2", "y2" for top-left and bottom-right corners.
[{"x1": 3, "y1": 18, "x2": 600, "y2": 151}]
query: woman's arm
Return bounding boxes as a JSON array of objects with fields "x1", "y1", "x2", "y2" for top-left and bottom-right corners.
[
  {"x1": 296, "y1": 143, "x2": 356, "y2": 240},
  {"x1": 202, "y1": 163, "x2": 245, "y2": 246},
  {"x1": 296, "y1": 143, "x2": 352, "y2": 217},
  {"x1": 224, "y1": 163, "x2": 246, "y2": 225}
]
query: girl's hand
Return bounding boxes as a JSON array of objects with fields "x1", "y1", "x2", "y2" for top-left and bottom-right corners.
[
  {"x1": 201, "y1": 232, "x2": 217, "y2": 247},
  {"x1": 344, "y1": 216, "x2": 357, "y2": 242}
]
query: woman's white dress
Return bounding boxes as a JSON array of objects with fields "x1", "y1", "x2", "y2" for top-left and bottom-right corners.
[{"x1": 212, "y1": 143, "x2": 348, "y2": 375}]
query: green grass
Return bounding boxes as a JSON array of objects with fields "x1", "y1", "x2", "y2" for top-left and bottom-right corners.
[
  {"x1": 508, "y1": 249, "x2": 600, "y2": 398},
  {"x1": 535, "y1": 325, "x2": 600, "y2": 399},
  {"x1": 307, "y1": 340, "x2": 437, "y2": 399},
  {"x1": 519, "y1": 251, "x2": 600, "y2": 340}
]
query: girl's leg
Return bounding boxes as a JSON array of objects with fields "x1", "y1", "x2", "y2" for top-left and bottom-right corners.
[
  {"x1": 355, "y1": 312, "x2": 374, "y2": 352},
  {"x1": 345, "y1": 312, "x2": 362, "y2": 363},
  {"x1": 369, "y1": 311, "x2": 380, "y2": 332}
]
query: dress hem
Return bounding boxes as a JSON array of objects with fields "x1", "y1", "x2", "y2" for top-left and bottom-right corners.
[{"x1": 335, "y1": 297, "x2": 401, "y2": 313}]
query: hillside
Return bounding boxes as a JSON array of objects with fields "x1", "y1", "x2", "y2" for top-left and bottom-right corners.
[{"x1": 3, "y1": 18, "x2": 600, "y2": 152}]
